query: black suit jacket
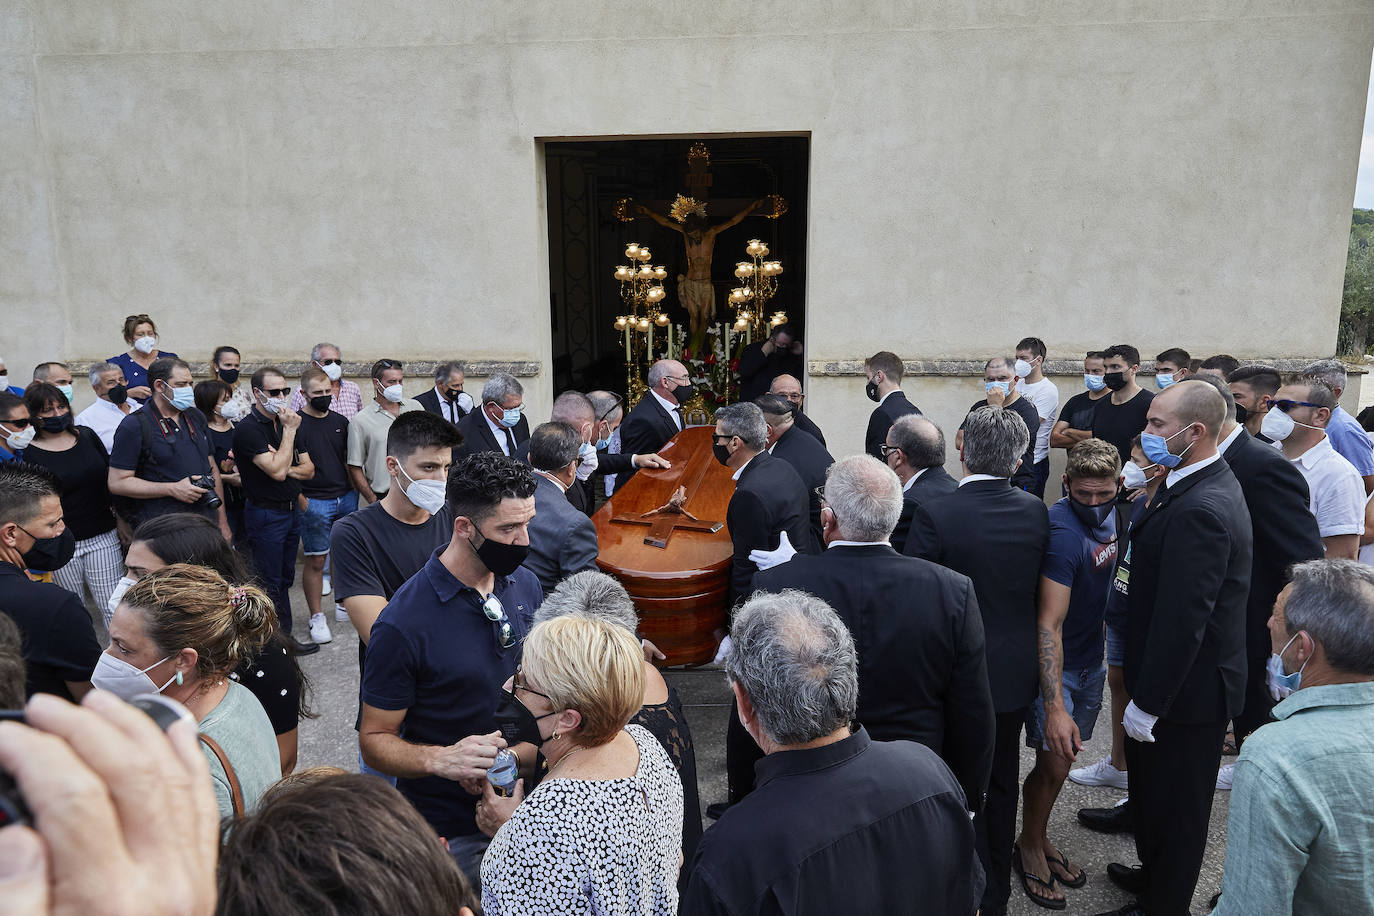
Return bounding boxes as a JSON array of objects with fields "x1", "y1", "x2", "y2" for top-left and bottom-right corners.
[
  {"x1": 865, "y1": 391, "x2": 921, "y2": 459},
  {"x1": 754, "y1": 544, "x2": 995, "y2": 810},
  {"x1": 737, "y1": 342, "x2": 804, "y2": 403},
  {"x1": 905, "y1": 478, "x2": 1050, "y2": 712},
  {"x1": 414, "y1": 388, "x2": 469, "y2": 422},
  {"x1": 615, "y1": 395, "x2": 681, "y2": 491},
  {"x1": 891, "y1": 466, "x2": 959, "y2": 554},
  {"x1": 727, "y1": 451, "x2": 813, "y2": 608},
  {"x1": 1123, "y1": 458, "x2": 1252, "y2": 723},
  {"x1": 452, "y1": 409, "x2": 530, "y2": 463},
  {"x1": 769, "y1": 425, "x2": 833, "y2": 551},
  {"x1": 793, "y1": 411, "x2": 826, "y2": 448},
  {"x1": 1221, "y1": 428, "x2": 1322, "y2": 659}
]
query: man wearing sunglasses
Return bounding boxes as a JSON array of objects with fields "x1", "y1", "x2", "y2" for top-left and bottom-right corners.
[
  {"x1": 360, "y1": 451, "x2": 541, "y2": 887},
  {"x1": 233, "y1": 366, "x2": 317, "y2": 650},
  {"x1": 0, "y1": 391, "x2": 33, "y2": 461},
  {"x1": 1266, "y1": 379, "x2": 1365, "y2": 561}
]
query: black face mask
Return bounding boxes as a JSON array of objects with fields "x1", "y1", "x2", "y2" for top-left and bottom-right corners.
[
  {"x1": 713, "y1": 440, "x2": 732, "y2": 467},
  {"x1": 107, "y1": 384, "x2": 129, "y2": 405},
  {"x1": 308, "y1": 394, "x2": 333, "y2": 414},
  {"x1": 493, "y1": 688, "x2": 554, "y2": 747},
  {"x1": 470, "y1": 529, "x2": 529, "y2": 577},
  {"x1": 444, "y1": 388, "x2": 463, "y2": 402},
  {"x1": 217, "y1": 368, "x2": 240, "y2": 384},
  {"x1": 864, "y1": 380, "x2": 881, "y2": 402},
  {"x1": 672, "y1": 381, "x2": 695, "y2": 404},
  {"x1": 41, "y1": 414, "x2": 73, "y2": 434},
  {"x1": 1103, "y1": 371, "x2": 1129, "y2": 391},
  {"x1": 19, "y1": 526, "x2": 76, "y2": 572},
  {"x1": 1234, "y1": 404, "x2": 1249, "y2": 424},
  {"x1": 1068, "y1": 497, "x2": 1116, "y2": 540}
]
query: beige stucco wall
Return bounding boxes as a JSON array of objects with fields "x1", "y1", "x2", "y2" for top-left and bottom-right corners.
[{"x1": 4, "y1": 2, "x2": 1371, "y2": 443}]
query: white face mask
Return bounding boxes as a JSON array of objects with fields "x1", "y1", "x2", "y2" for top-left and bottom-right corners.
[
  {"x1": 91, "y1": 652, "x2": 176, "y2": 701},
  {"x1": 1261, "y1": 408, "x2": 1319, "y2": 443},
  {"x1": 317, "y1": 361, "x2": 343, "y2": 382},
  {"x1": 4, "y1": 423, "x2": 35, "y2": 451},
  {"x1": 396, "y1": 463, "x2": 447, "y2": 514},
  {"x1": 1014, "y1": 358, "x2": 1034, "y2": 379},
  {"x1": 379, "y1": 383, "x2": 405, "y2": 404},
  {"x1": 133, "y1": 335, "x2": 158, "y2": 355},
  {"x1": 261, "y1": 396, "x2": 289, "y2": 415},
  {"x1": 107, "y1": 575, "x2": 136, "y2": 620},
  {"x1": 219, "y1": 400, "x2": 246, "y2": 423}
]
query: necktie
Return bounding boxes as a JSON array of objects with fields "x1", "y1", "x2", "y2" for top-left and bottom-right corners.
[{"x1": 502, "y1": 426, "x2": 516, "y2": 456}]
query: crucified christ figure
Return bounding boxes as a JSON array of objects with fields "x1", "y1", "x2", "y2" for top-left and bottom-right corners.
[{"x1": 627, "y1": 198, "x2": 766, "y2": 335}]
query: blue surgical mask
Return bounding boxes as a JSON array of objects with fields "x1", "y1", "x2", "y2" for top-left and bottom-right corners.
[
  {"x1": 499, "y1": 407, "x2": 521, "y2": 429},
  {"x1": 985, "y1": 380, "x2": 1010, "y2": 396},
  {"x1": 1265, "y1": 632, "x2": 1308, "y2": 701},
  {"x1": 164, "y1": 385, "x2": 195, "y2": 411},
  {"x1": 1084, "y1": 374, "x2": 1106, "y2": 392},
  {"x1": 57, "y1": 384, "x2": 75, "y2": 404},
  {"x1": 1140, "y1": 425, "x2": 1194, "y2": 469},
  {"x1": 1155, "y1": 372, "x2": 1175, "y2": 390},
  {"x1": 595, "y1": 437, "x2": 610, "y2": 450}
]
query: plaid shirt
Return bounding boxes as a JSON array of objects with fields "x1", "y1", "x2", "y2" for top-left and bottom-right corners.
[{"x1": 290, "y1": 379, "x2": 364, "y2": 419}]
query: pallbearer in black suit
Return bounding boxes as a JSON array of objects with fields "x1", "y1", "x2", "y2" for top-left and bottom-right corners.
[
  {"x1": 584, "y1": 390, "x2": 671, "y2": 505},
  {"x1": 884, "y1": 414, "x2": 958, "y2": 553},
  {"x1": 547, "y1": 390, "x2": 598, "y2": 516},
  {"x1": 863, "y1": 351, "x2": 921, "y2": 459},
  {"x1": 614, "y1": 359, "x2": 694, "y2": 492},
  {"x1": 523, "y1": 421, "x2": 599, "y2": 596},
  {"x1": 414, "y1": 361, "x2": 473, "y2": 424},
  {"x1": 768, "y1": 373, "x2": 826, "y2": 447},
  {"x1": 753, "y1": 454, "x2": 995, "y2": 811},
  {"x1": 757, "y1": 394, "x2": 832, "y2": 550},
  {"x1": 1100, "y1": 381, "x2": 1252, "y2": 916},
  {"x1": 905, "y1": 406, "x2": 1050, "y2": 916},
  {"x1": 452, "y1": 373, "x2": 530, "y2": 462},
  {"x1": 737, "y1": 322, "x2": 804, "y2": 403}
]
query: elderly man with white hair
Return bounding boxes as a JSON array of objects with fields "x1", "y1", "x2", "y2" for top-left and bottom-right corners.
[
  {"x1": 74, "y1": 361, "x2": 141, "y2": 452},
  {"x1": 683, "y1": 589, "x2": 985, "y2": 914},
  {"x1": 754, "y1": 453, "x2": 994, "y2": 813},
  {"x1": 454, "y1": 373, "x2": 530, "y2": 461}
]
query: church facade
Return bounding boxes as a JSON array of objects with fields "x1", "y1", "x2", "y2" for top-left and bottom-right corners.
[{"x1": 6, "y1": 2, "x2": 1371, "y2": 456}]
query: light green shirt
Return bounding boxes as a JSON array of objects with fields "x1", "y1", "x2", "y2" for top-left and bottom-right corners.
[
  {"x1": 199, "y1": 680, "x2": 281, "y2": 817},
  {"x1": 1212, "y1": 681, "x2": 1374, "y2": 915},
  {"x1": 346, "y1": 399, "x2": 423, "y2": 494}
]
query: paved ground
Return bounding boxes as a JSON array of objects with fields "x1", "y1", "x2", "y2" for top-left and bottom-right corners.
[{"x1": 94, "y1": 562, "x2": 1230, "y2": 915}]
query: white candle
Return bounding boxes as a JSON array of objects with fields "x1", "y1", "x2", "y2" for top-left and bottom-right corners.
[
  {"x1": 646, "y1": 324, "x2": 653, "y2": 360},
  {"x1": 625, "y1": 326, "x2": 631, "y2": 362}
]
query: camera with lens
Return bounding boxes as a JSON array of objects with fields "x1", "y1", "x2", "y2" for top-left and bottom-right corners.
[{"x1": 191, "y1": 474, "x2": 222, "y2": 511}]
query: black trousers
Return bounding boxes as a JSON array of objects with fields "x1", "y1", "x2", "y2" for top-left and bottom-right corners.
[
  {"x1": 974, "y1": 708, "x2": 1025, "y2": 916},
  {"x1": 1125, "y1": 717, "x2": 1227, "y2": 916},
  {"x1": 1232, "y1": 653, "x2": 1275, "y2": 750},
  {"x1": 725, "y1": 698, "x2": 764, "y2": 804}
]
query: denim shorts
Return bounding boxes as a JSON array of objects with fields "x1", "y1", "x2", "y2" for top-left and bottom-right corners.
[
  {"x1": 300, "y1": 491, "x2": 359, "y2": 555},
  {"x1": 1105, "y1": 621, "x2": 1126, "y2": 668},
  {"x1": 1026, "y1": 664, "x2": 1107, "y2": 750}
]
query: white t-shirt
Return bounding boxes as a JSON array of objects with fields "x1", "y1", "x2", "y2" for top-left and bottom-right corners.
[
  {"x1": 1017, "y1": 377, "x2": 1059, "y2": 464},
  {"x1": 1291, "y1": 437, "x2": 1366, "y2": 539}
]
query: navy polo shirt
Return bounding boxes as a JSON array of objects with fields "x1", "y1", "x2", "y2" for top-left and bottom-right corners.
[
  {"x1": 361, "y1": 549, "x2": 542, "y2": 839},
  {"x1": 108, "y1": 403, "x2": 215, "y2": 520}
]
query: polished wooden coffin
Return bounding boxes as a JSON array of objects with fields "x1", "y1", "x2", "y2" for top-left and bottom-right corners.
[{"x1": 592, "y1": 426, "x2": 736, "y2": 666}]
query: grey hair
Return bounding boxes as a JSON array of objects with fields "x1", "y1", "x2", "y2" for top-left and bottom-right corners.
[
  {"x1": 310, "y1": 342, "x2": 340, "y2": 362},
  {"x1": 984, "y1": 356, "x2": 1015, "y2": 374},
  {"x1": 433, "y1": 361, "x2": 464, "y2": 383},
  {"x1": 481, "y1": 373, "x2": 523, "y2": 406},
  {"x1": 1302, "y1": 359, "x2": 1348, "y2": 394},
  {"x1": 1284, "y1": 559, "x2": 1374, "y2": 676},
  {"x1": 528, "y1": 420, "x2": 581, "y2": 472},
  {"x1": 824, "y1": 455, "x2": 902, "y2": 542},
  {"x1": 551, "y1": 390, "x2": 595, "y2": 426},
  {"x1": 32, "y1": 362, "x2": 68, "y2": 382},
  {"x1": 716, "y1": 402, "x2": 768, "y2": 452},
  {"x1": 535, "y1": 570, "x2": 639, "y2": 635},
  {"x1": 588, "y1": 390, "x2": 624, "y2": 425},
  {"x1": 725, "y1": 589, "x2": 858, "y2": 745},
  {"x1": 962, "y1": 407, "x2": 1029, "y2": 477},
  {"x1": 88, "y1": 361, "x2": 121, "y2": 387},
  {"x1": 646, "y1": 360, "x2": 678, "y2": 390},
  {"x1": 889, "y1": 414, "x2": 945, "y2": 470}
]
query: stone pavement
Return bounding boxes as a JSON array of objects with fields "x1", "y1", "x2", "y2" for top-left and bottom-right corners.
[{"x1": 273, "y1": 569, "x2": 1230, "y2": 916}]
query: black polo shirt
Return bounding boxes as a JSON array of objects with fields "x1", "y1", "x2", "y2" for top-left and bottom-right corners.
[
  {"x1": 0, "y1": 562, "x2": 102, "y2": 700},
  {"x1": 231, "y1": 407, "x2": 305, "y2": 505},
  {"x1": 108, "y1": 402, "x2": 216, "y2": 520},
  {"x1": 683, "y1": 727, "x2": 984, "y2": 914},
  {"x1": 296, "y1": 410, "x2": 351, "y2": 499}
]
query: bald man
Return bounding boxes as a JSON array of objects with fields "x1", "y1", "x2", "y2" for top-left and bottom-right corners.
[
  {"x1": 615, "y1": 359, "x2": 695, "y2": 492},
  {"x1": 768, "y1": 374, "x2": 826, "y2": 447},
  {"x1": 1106, "y1": 380, "x2": 1252, "y2": 916}
]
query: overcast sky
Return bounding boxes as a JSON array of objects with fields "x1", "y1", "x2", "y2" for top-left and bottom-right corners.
[{"x1": 1356, "y1": 51, "x2": 1374, "y2": 210}]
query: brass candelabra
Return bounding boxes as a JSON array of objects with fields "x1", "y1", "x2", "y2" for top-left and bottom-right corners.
[
  {"x1": 613, "y1": 242, "x2": 674, "y2": 405},
  {"x1": 727, "y1": 238, "x2": 785, "y2": 344}
]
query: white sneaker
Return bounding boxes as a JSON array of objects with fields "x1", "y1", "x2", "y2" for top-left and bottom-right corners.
[
  {"x1": 1068, "y1": 756, "x2": 1129, "y2": 789},
  {"x1": 334, "y1": 602, "x2": 349, "y2": 622},
  {"x1": 321, "y1": 574, "x2": 332, "y2": 596},
  {"x1": 309, "y1": 613, "x2": 333, "y2": 644},
  {"x1": 1216, "y1": 763, "x2": 1234, "y2": 791}
]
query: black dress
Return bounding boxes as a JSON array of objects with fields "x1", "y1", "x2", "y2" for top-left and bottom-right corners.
[
  {"x1": 228, "y1": 635, "x2": 300, "y2": 737},
  {"x1": 630, "y1": 682, "x2": 703, "y2": 889}
]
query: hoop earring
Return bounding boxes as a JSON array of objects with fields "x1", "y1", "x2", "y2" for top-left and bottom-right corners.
[{"x1": 552, "y1": 732, "x2": 560, "y2": 740}]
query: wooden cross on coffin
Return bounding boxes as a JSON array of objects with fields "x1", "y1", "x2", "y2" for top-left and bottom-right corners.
[{"x1": 611, "y1": 486, "x2": 723, "y2": 549}]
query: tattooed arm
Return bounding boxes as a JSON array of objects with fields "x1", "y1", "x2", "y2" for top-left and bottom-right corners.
[{"x1": 1037, "y1": 575, "x2": 1082, "y2": 762}]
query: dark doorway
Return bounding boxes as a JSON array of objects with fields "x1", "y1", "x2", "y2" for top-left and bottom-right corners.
[{"x1": 545, "y1": 136, "x2": 809, "y2": 397}]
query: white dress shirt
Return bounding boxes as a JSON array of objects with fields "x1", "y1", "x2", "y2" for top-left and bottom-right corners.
[
  {"x1": 958, "y1": 473, "x2": 1006, "y2": 487},
  {"x1": 432, "y1": 386, "x2": 465, "y2": 423},
  {"x1": 74, "y1": 397, "x2": 140, "y2": 453},
  {"x1": 902, "y1": 467, "x2": 930, "y2": 492},
  {"x1": 650, "y1": 389, "x2": 684, "y2": 430},
  {"x1": 1289, "y1": 437, "x2": 1365, "y2": 538}
]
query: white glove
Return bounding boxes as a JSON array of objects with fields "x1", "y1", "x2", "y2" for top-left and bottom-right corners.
[
  {"x1": 457, "y1": 391, "x2": 475, "y2": 413},
  {"x1": 575, "y1": 448, "x2": 598, "y2": 481},
  {"x1": 712, "y1": 635, "x2": 733, "y2": 666},
  {"x1": 1122, "y1": 700, "x2": 1158, "y2": 743},
  {"x1": 748, "y1": 531, "x2": 797, "y2": 571}
]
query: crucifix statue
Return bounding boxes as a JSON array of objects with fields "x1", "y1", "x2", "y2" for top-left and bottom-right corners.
[
  {"x1": 610, "y1": 485, "x2": 723, "y2": 549},
  {"x1": 617, "y1": 143, "x2": 786, "y2": 336}
]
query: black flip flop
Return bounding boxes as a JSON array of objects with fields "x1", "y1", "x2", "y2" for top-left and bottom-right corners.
[
  {"x1": 1047, "y1": 850, "x2": 1088, "y2": 889},
  {"x1": 1013, "y1": 846, "x2": 1066, "y2": 910}
]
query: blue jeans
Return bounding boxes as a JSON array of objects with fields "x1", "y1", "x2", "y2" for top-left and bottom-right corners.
[
  {"x1": 300, "y1": 491, "x2": 358, "y2": 555},
  {"x1": 1026, "y1": 664, "x2": 1107, "y2": 749},
  {"x1": 357, "y1": 747, "x2": 397, "y2": 786},
  {"x1": 446, "y1": 832, "x2": 491, "y2": 891},
  {"x1": 243, "y1": 503, "x2": 300, "y2": 635}
]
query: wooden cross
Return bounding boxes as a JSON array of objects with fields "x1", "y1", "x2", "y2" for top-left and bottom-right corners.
[{"x1": 610, "y1": 486, "x2": 724, "y2": 549}]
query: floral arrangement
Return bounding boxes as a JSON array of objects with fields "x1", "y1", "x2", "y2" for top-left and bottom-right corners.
[{"x1": 676, "y1": 323, "x2": 743, "y2": 414}]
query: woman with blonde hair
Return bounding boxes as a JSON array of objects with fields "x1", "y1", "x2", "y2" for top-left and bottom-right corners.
[
  {"x1": 479, "y1": 614, "x2": 684, "y2": 914},
  {"x1": 97, "y1": 563, "x2": 282, "y2": 816}
]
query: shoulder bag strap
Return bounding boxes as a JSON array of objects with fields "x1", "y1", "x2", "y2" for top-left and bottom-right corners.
[{"x1": 198, "y1": 733, "x2": 245, "y2": 817}]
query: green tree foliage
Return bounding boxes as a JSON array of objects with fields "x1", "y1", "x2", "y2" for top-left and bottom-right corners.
[{"x1": 1341, "y1": 209, "x2": 1374, "y2": 356}]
